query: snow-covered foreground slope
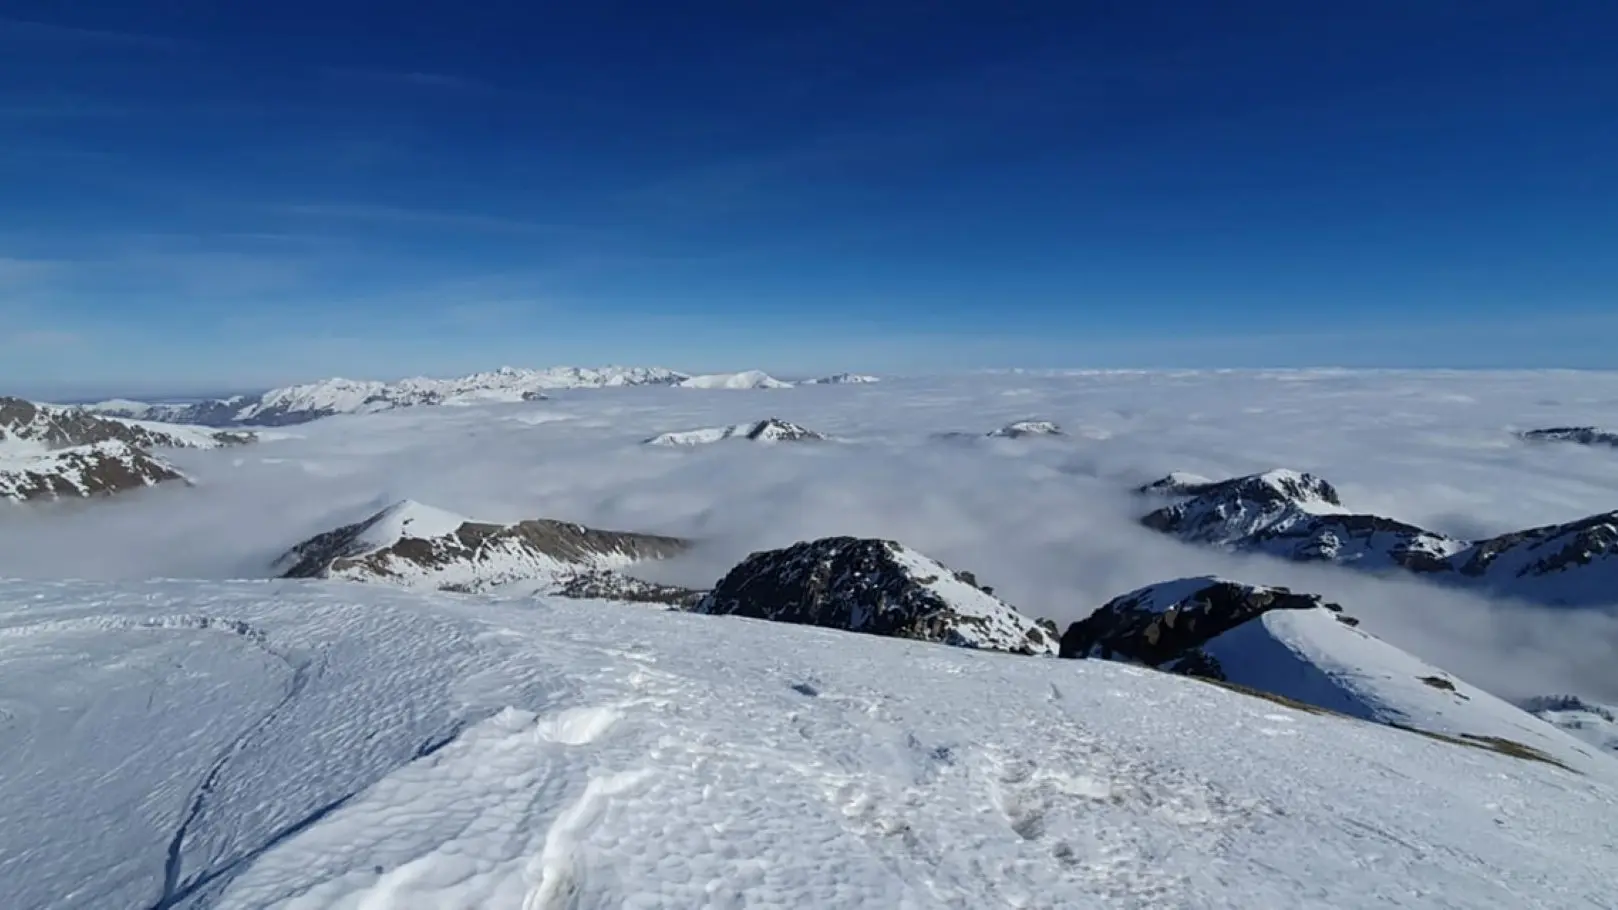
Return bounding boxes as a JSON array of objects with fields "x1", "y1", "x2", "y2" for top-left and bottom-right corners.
[{"x1": 2, "y1": 579, "x2": 1615, "y2": 910}]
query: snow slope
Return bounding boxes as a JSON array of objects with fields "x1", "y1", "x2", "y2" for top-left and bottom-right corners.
[
  {"x1": 0, "y1": 439, "x2": 186, "y2": 502},
  {"x1": 1, "y1": 578, "x2": 1615, "y2": 909},
  {"x1": 674, "y1": 370, "x2": 793, "y2": 390}
]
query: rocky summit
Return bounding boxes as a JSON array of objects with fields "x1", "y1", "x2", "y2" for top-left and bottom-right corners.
[
  {"x1": 1059, "y1": 577, "x2": 1341, "y2": 670},
  {"x1": 693, "y1": 536, "x2": 1057, "y2": 655},
  {"x1": 277, "y1": 500, "x2": 690, "y2": 593}
]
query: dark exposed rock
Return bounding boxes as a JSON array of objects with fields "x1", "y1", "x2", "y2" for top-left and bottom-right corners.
[
  {"x1": 1058, "y1": 577, "x2": 1339, "y2": 673},
  {"x1": 693, "y1": 537, "x2": 1056, "y2": 655}
]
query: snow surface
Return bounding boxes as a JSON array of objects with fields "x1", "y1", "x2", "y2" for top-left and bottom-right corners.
[
  {"x1": 349, "y1": 500, "x2": 470, "y2": 550},
  {"x1": 885, "y1": 543, "x2": 1057, "y2": 654},
  {"x1": 0, "y1": 439, "x2": 183, "y2": 502},
  {"x1": 643, "y1": 419, "x2": 825, "y2": 446},
  {"x1": 1197, "y1": 605, "x2": 1610, "y2": 775},
  {"x1": 3, "y1": 578, "x2": 1616, "y2": 909},
  {"x1": 802, "y1": 373, "x2": 881, "y2": 385},
  {"x1": 675, "y1": 370, "x2": 793, "y2": 390}
]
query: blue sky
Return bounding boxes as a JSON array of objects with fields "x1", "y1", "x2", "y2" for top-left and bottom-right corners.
[{"x1": 2, "y1": 1, "x2": 1616, "y2": 396}]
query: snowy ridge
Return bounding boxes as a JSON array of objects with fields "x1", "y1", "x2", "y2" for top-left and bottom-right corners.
[
  {"x1": 674, "y1": 370, "x2": 793, "y2": 389},
  {"x1": 83, "y1": 365, "x2": 690, "y2": 427},
  {"x1": 801, "y1": 372, "x2": 881, "y2": 385},
  {"x1": 1060, "y1": 576, "x2": 1609, "y2": 776},
  {"x1": 277, "y1": 500, "x2": 689, "y2": 594},
  {"x1": 695, "y1": 536, "x2": 1058, "y2": 655},
  {"x1": 643, "y1": 418, "x2": 829, "y2": 446},
  {"x1": 3, "y1": 578, "x2": 1616, "y2": 909},
  {"x1": 1523, "y1": 696, "x2": 1618, "y2": 755},
  {"x1": 1139, "y1": 469, "x2": 1618, "y2": 605}
]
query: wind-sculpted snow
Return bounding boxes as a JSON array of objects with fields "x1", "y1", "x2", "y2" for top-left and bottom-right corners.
[
  {"x1": 2, "y1": 579, "x2": 1615, "y2": 909},
  {"x1": 1061, "y1": 577, "x2": 1611, "y2": 776},
  {"x1": 1139, "y1": 469, "x2": 1618, "y2": 605},
  {"x1": 695, "y1": 537, "x2": 1059, "y2": 655},
  {"x1": 277, "y1": 499, "x2": 690, "y2": 594}
]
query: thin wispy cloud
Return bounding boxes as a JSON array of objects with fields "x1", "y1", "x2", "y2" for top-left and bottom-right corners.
[
  {"x1": 279, "y1": 203, "x2": 584, "y2": 235},
  {"x1": 317, "y1": 66, "x2": 492, "y2": 93},
  {"x1": 0, "y1": 15, "x2": 188, "y2": 51}
]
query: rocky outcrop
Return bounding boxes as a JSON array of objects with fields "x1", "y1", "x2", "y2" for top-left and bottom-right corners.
[
  {"x1": 693, "y1": 537, "x2": 1056, "y2": 655},
  {"x1": 1059, "y1": 577, "x2": 1342, "y2": 672},
  {"x1": 1519, "y1": 427, "x2": 1618, "y2": 448},
  {"x1": 644, "y1": 419, "x2": 828, "y2": 446},
  {"x1": 1137, "y1": 469, "x2": 1617, "y2": 604},
  {"x1": 0, "y1": 440, "x2": 186, "y2": 502},
  {"x1": 277, "y1": 500, "x2": 690, "y2": 594}
]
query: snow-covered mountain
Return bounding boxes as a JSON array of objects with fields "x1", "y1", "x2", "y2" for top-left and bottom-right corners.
[
  {"x1": 1, "y1": 396, "x2": 252, "y2": 450},
  {"x1": 643, "y1": 418, "x2": 829, "y2": 446},
  {"x1": 674, "y1": 369, "x2": 793, "y2": 390},
  {"x1": 277, "y1": 499, "x2": 689, "y2": 594},
  {"x1": 0, "y1": 396, "x2": 250, "y2": 502},
  {"x1": 4, "y1": 577, "x2": 1615, "y2": 909},
  {"x1": 1523, "y1": 696, "x2": 1618, "y2": 755},
  {"x1": 935, "y1": 419, "x2": 1066, "y2": 441},
  {"x1": 694, "y1": 536, "x2": 1058, "y2": 655},
  {"x1": 1060, "y1": 577, "x2": 1609, "y2": 775},
  {"x1": 1519, "y1": 426, "x2": 1618, "y2": 448},
  {"x1": 987, "y1": 419, "x2": 1065, "y2": 438},
  {"x1": 83, "y1": 365, "x2": 690, "y2": 427},
  {"x1": 801, "y1": 372, "x2": 881, "y2": 385},
  {"x1": 0, "y1": 439, "x2": 185, "y2": 502},
  {"x1": 1138, "y1": 469, "x2": 1618, "y2": 605}
]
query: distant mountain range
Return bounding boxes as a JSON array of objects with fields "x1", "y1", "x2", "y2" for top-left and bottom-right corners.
[
  {"x1": 0, "y1": 396, "x2": 254, "y2": 502},
  {"x1": 78, "y1": 366, "x2": 881, "y2": 427}
]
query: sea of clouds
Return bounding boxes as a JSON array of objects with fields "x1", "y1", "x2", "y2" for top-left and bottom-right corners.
[{"x1": 5, "y1": 368, "x2": 1618, "y2": 702}]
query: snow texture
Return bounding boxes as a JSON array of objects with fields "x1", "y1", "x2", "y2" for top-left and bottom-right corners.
[{"x1": 2, "y1": 578, "x2": 1615, "y2": 909}]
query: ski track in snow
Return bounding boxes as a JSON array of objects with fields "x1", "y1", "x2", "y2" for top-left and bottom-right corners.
[{"x1": 1, "y1": 579, "x2": 1615, "y2": 909}]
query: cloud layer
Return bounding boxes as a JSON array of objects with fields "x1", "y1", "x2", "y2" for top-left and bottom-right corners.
[{"x1": 4, "y1": 369, "x2": 1617, "y2": 702}]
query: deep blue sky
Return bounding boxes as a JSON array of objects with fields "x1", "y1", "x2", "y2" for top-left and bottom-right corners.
[{"x1": 2, "y1": 1, "x2": 1616, "y2": 395}]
